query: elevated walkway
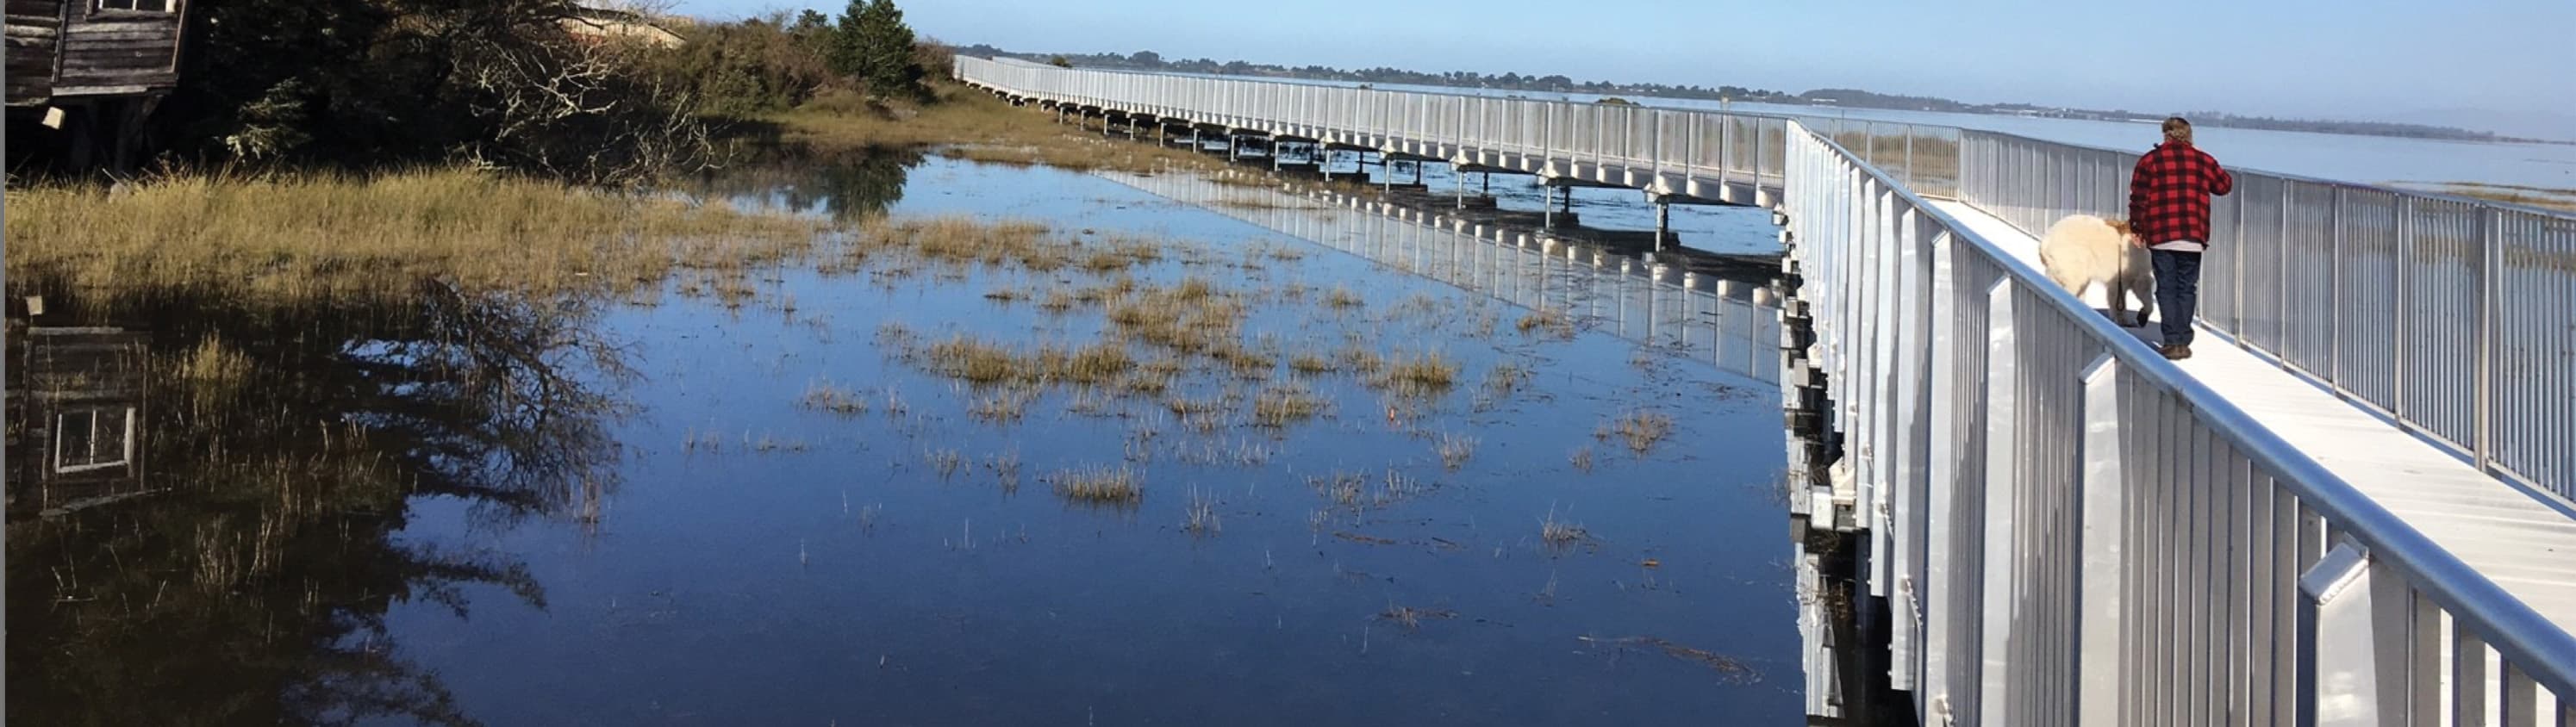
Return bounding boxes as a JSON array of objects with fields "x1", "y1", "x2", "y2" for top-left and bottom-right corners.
[{"x1": 1934, "y1": 199, "x2": 2576, "y2": 634}]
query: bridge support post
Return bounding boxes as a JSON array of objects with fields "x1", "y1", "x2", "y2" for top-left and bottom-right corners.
[
  {"x1": 1456, "y1": 164, "x2": 1467, "y2": 208},
  {"x1": 1321, "y1": 148, "x2": 1333, "y2": 181},
  {"x1": 1654, "y1": 196, "x2": 1671, "y2": 251}
]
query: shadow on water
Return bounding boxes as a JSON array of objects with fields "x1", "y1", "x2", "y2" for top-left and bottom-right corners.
[{"x1": 3, "y1": 281, "x2": 632, "y2": 724}]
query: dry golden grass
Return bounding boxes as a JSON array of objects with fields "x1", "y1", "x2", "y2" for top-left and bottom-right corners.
[
  {"x1": 800, "y1": 378, "x2": 872, "y2": 415},
  {"x1": 1252, "y1": 383, "x2": 1329, "y2": 426},
  {"x1": 912, "y1": 332, "x2": 1138, "y2": 387},
  {"x1": 4, "y1": 169, "x2": 823, "y2": 307},
  {"x1": 1517, "y1": 307, "x2": 1576, "y2": 339},
  {"x1": 1612, "y1": 408, "x2": 1676, "y2": 455},
  {"x1": 1050, "y1": 464, "x2": 1143, "y2": 506},
  {"x1": 1378, "y1": 351, "x2": 1460, "y2": 393},
  {"x1": 1104, "y1": 279, "x2": 1248, "y2": 355}
]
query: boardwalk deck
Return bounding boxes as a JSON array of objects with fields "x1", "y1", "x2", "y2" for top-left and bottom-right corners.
[{"x1": 1932, "y1": 199, "x2": 2576, "y2": 634}]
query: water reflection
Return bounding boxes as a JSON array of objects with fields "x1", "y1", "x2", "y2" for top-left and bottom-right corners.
[
  {"x1": 3, "y1": 280, "x2": 630, "y2": 724},
  {"x1": 1098, "y1": 169, "x2": 1785, "y2": 383},
  {"x1": 689, "y1": 145, "x2": 921, "y2": 221}
]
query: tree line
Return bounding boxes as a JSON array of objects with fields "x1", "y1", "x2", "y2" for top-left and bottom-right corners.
[{"x1": 22, "y1": 0, "x2": 947, "y2": 183}]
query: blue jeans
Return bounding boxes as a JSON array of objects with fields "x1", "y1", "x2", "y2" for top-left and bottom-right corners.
[{"x1": 2151, "y1": 249, "x2": 2202, "y2": 346}]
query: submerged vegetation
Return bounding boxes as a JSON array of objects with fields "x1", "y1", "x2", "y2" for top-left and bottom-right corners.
[{"x1": 2, "y1": 0, "x2": 1786, "y2": 713}]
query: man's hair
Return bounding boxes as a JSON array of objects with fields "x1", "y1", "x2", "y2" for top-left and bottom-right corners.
[{"x1": 2162, "y1": 116, "x2": 2193, "y2": 145}]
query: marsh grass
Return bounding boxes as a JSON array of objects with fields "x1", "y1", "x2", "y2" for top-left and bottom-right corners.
[
  {"x1": 1324, "y1": 285, "x2": 1365, "y2": 309},
  {"x1": 1251, "y1": 383, "x2": 1329, "y2": 427},
  {"x1": 1612, "y1": 409, "x2": 1676, "y2": 455},
  {"x1": 1516, "y1": 307, "x2": 1577, "y2": 339},
  {"x1": 799, "y1": 379, "x2": 872, "y2": 415},
  {"x1": 968, "y1": 388, "x2": 1036, "y2": 424},
  {"x1": 1051, "y1": 464, "x2": 1144, "y2": 506},
  {"x1": 987, "y1": 450, "x2": 1023, "y2": 493},
  {"x1": 1435, "y1": 432, "x2": 1479, "y2": 470},
  {"x1": 1183, "y1": 487, "x2": 1221, "y2": 535},
  {"x1": 4, "y1": 169, "x2": 824, "y2": 308},
  {"x1": 1569, "y1": 446, "x2": 1595, "y2": 473},
  {"x1": 1376, "y1": 351, "x2": 1460, "y2": 394},
  {"x1": 1540, "y1": 506, "x2": 1590, "y2": 546},
  {"x1": 1375, "y1": 604, "x2": 1457, "y2": 631},
  {"x1": 926, "y1": 448, "x2": 966, "y2": 479},
  {"x1": 1288, "y1": 350, "x2": 1337, "y2": 375}
]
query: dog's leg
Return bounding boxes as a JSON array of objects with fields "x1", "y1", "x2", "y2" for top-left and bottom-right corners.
[
  {"x1": 2130, "y1": 266, "x2": 2156, "y2": 327},
  {"x1": 2108, "y1": 274, "x2": 2131, "y2": 326}
]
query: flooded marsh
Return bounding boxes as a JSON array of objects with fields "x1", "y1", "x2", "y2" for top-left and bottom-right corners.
[{"x1": 8, "y1": 147, "x2": 1798, "y2": 724}]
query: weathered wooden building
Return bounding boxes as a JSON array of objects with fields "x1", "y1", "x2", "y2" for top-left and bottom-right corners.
[
  {"x1": 5, "y1": 322, "x2": 155, "y2": 516},
  {"x1": 4, "y1": 0, "x2": 189, "y2": 169}
]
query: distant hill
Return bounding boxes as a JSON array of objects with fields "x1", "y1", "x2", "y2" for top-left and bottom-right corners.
[{"x1": 962, "y1": 46, "x2": 2541, "y2": 144}]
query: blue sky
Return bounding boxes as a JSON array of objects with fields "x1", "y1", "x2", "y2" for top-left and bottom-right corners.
[{"x1": 669, "y1": 0, "x2": 2576, "y2": 136}]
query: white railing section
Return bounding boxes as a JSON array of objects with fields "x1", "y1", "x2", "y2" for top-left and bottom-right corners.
[
  {"x1": 961, "y1": 55, "x2": 2576, "y2": 504},
  {"x1": 1789, "y1": 123, "x2": 2576, "y2": 725},
  {"x1": 955, "y1": 57, "x2": 2576, "y2": 724},
  {"x1": 1955, "y1": 131, "x2": 2576, "y2": 502}
]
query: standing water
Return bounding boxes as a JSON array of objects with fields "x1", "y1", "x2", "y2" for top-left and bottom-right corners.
[{"x1": 8, "y1": 152, "x2": 1804, "y2": 724}]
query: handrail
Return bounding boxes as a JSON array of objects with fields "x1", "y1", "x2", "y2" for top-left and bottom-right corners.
[{"x1": 1801, "y1": 123, "x2": 2576, "y2": 716}]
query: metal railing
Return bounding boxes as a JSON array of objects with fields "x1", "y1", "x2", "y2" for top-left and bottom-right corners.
[
  {"x1": 1785, "y1": 124, "x2": 2575, "y2": 726},
  {"x1": 958, "y1": 56, "x2": 2576, "y2": 503},
  {"x1": 957, "y1": 57, "x2": 2576, "y2": 722},
  {"x1": 1957, "y1": 132, "x2": 2576, "y2": 500}
]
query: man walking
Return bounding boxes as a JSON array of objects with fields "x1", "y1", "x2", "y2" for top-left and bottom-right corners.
[{"x1": 2127, "y1": 116, "x2": 2234, "y2": 360}]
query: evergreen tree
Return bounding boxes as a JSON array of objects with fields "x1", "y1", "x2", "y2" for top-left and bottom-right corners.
[
  {"x1": 831, "y1": 0, "x2": 924, "y2": 98},
  {"x1": 827, "y1": 0, "x2": 867, "y2": 78},
  {"x1": 849, "y1": 0, "x2": 924, "y2": 97}
]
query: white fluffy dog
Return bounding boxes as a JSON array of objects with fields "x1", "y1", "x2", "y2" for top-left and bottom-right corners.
[{"x1": 2038, "y1": 214, "x2": 2154, "y2": 327}]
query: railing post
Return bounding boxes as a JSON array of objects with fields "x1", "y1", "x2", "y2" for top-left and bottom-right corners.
[
  {"x1": 2278, "y1": 181, "x2": 2292, "y2": 353},
  {"x1": 2474, "y1": 207, "x2": 2498, "y2": 474},
  {"x1": 1977, "y1": 277, "x2": 2022, "y2": 726},
  {"x1": 2077, "y1": 353, "x2": 2127, "y2": 724},
  {"x1": 2330, "y1": 186, "x2": 2346, "y2": 384},
  {"x1": 2392, "y1": 196, "x2": 2411, "y2": 419}
]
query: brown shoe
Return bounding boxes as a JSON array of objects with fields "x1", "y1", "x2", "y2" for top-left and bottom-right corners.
[{"x1": 2160, "y1": 345, "x2": 2192, "y2": 361}]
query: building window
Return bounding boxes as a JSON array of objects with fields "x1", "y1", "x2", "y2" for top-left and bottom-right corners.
[
  {"x1": 53, "y1": 407, "x2": 136, "y2": 474},
  {"x1": 96, "y1": 0, "x2": 176, "y2": 11}
]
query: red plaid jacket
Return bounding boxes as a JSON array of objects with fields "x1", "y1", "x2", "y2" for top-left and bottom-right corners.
[{"x1": 2127, "y1": 141, "x2": 2235, "y2": 245}]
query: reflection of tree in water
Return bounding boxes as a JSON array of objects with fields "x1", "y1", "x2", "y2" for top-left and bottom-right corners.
[
  {"x1": 692, "y1": 143, "x2": 923, "y2": 221},
  {"x1": 4, "y1": 279, "x2": 630, "y2": 726}
]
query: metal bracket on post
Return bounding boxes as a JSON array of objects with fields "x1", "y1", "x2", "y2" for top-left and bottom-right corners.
[{"x1": 2295, "y1": 538, "x2": 2418, "y2": 727}]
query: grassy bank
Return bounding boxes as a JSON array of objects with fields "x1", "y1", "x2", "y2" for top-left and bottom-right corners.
[
  {"x1": 771, "y1": 84, "x2": 1226, "y2": 174},
  {"x1": 4, "y1": 169, "x2": 825, "y2": 308}
]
